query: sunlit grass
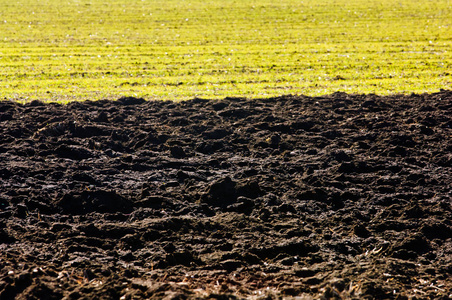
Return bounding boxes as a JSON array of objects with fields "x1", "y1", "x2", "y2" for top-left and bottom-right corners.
[{"x1": 0, "y1": 0, "x2": 451, "y2": 102}]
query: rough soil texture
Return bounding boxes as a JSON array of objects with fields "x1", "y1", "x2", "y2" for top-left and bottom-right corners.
[{"x1": 0, "y1": 91, "x2": 451, "y2": 299}]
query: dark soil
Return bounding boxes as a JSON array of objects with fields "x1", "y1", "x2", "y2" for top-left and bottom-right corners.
[{"x1": 1, "y1": 91, "x2": 451, "y2": 299}]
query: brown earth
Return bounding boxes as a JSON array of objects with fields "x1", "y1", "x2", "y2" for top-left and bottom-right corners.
[{"x1": 0, "y1": 91, "x2": 451, "y2": 299}]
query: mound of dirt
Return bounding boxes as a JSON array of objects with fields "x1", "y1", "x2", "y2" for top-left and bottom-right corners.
[{"x1": 0, "y1": 91, "x2": 451, "y2": 299}]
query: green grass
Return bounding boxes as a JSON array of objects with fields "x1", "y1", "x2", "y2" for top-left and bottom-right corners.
[{"x1": 0, "y1": 0, "x2": 451, "y2": 102}]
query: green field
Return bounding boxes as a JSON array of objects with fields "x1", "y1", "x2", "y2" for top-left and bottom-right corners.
[{"x1": 0, "y1": 0, "x2": 451, "y2": 102}]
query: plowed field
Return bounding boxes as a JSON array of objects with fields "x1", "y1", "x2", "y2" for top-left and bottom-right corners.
[{"x1": 1, "y1": 92, "x2": 451, "y2": 299}]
